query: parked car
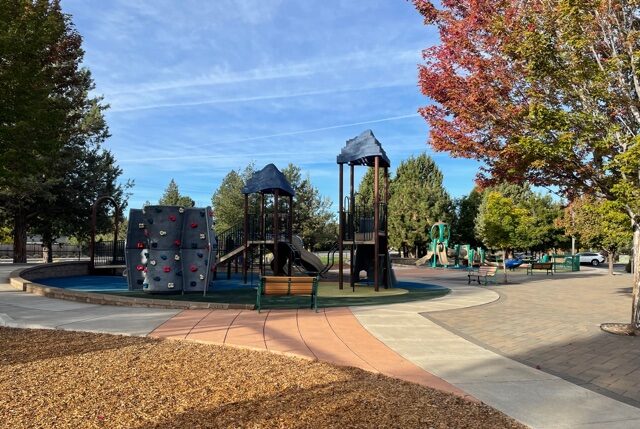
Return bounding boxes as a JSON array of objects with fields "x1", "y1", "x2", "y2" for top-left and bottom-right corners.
[{"x1": 575, "y1": 252, "x2": 605, "y2": 266}]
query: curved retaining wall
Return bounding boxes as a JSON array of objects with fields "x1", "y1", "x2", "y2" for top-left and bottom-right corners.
[{"x1": 9, "y1": 262, "x2": 252, "y2": 310}]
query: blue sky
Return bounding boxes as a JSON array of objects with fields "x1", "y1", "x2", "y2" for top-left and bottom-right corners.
[{"x1": 63, "y1": 0, "x2": 481, "y2": 211}]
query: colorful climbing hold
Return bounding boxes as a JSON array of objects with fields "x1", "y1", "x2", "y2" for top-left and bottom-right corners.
[
  {"x1": 174, "y1": 239, "x2": 181, "y2": 247},
  {"x1": 150, "y1": 260, "x2": 157, "y2": 266},
  {"x1": 190, "y1": 264, "x2": 198, "y2": 272},
  {"x1": 199, "y1": 274, "x2": 205, "y2": 280},
  {"x1": 136, "y1": 264, "x2": 144, "y2": 271},
  {"x1": 190, "y1": 222, "x2": 198, "y2": 228},
  {"x1": 160, "y1": 255, "x2": 167, "y2": 260},
  {"x1": 136, "y1": 242, "x2": 145, "y2": 249},
  {"x1": 168, "y1": 282, "x2": 174, "y2": 288},
  {"x1": 138, "y1": 223, "x2": 145, "y2": 229},
  {"x1": 199, "y1": 233, "x2": 206, "y2": 239},
  {"x1": 197, "y1": 252, "x2": 203, "y2": 258},
  {"x1": 168, "y1": 215, "x2": 176, "y2": 222},
  {"x1": 159, "y1": 230, "x2": 167, "y2": 236},
  {"x1": 174, "y1": 254, "x2": 180, "y2": 261},
  {"x1": 178, "y1": 207, "x2": 185, "y2": 213},
  {"x1": 153, "y1": 276, "x2": 161, "y2": 281},
  {"x1": 163, "y1": 266, "x2": 171, "y2": 273},
  {"x1": 190, "y1": 281, "x2": 197, "y2": 287}
]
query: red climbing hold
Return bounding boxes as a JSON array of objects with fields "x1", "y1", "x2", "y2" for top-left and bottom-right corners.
[
  {"x1": 136, "y1": 264, "x2": 144, "y2": 271},
  {"x1": 169, "y1": 215, "x2": 177, "y2": 222},
  {"x1": 163, "y1": 266, "x2": 171, "y2": 273},
  {"x1": 190, "y1": 264, "x2": 198, "y2": 272},
  {"x1": 191, "y1": 222, "x2": 198, "y2": 228},
  {"x1": 137, "y1": 242, "x2": 145, "y2": 249},
  {"x1": 174, "y1": 239, "x2": 181, "y2": 247}
]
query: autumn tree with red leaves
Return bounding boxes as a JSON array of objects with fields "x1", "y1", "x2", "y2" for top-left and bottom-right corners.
[{"x1": 414, "y1": 0, "x2": 640, "y2": 333}]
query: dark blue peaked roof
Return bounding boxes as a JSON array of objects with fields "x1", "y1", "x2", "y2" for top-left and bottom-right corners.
[
  {"x1": 336, "y1": 129, "x2": 390, "y2": 168},
  {"x1": 242, "y1": 163, "x2": 295, "y2": 197}
]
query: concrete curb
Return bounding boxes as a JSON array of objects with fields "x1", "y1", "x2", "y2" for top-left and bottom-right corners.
[{"x1": 8, "y1": 263, "x2": 254, "y2": 311}]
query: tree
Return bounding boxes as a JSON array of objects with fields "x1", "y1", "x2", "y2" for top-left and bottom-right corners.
[
  {"x1": 387, "y1": 154, "x2": 454, "y2": 256},
  {"x1": 356, "y1": 168, "x2": 386, "y2": 208},
  {"x1": 560, "y1": 196, "x2": 633, "y2": 275},
  {"x1": 0, "y1": 0, "x2": 125, "y2": 262},
  {"x1": 211, "y1": 165, "x2": 254, "y2": 234},
  {"x1": 415, "y1": 0, "x2": 640, "y2": 330},
  {"x1": 282, "y1": 164, "x2": 335, "y2": 250},
  {"x1": 475, "y1": 191, "x2": 528, "y2": 282},
  {"x1": 158, "y1": 179, "x2": 195, "y2": 207},
  {"x1": 451, "y1": 188, "x2": 483, "y2": 248},
  {"x1": 30, "y1": 145, "x2": 131, "y2": 262}
]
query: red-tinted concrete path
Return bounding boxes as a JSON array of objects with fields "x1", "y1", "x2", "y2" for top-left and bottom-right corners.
[{"x1": 150, "y1": 307, "x2": 473, "y2": 401}]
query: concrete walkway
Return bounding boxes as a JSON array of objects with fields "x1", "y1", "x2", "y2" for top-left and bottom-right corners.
[
  {"x1": 0, "y1": 265, "x2": 179, "y2": 335},
  {"x1": 353, "y1": 267, "x2": 640, "y2": 429},
  {"x1": 2, "y1": 263, "x2": 640, "y2": 428}
]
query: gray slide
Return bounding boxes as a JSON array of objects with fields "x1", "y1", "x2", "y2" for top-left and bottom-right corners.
[{"x1": 291, "y1": 235, "x2": 324, "y2": 274}]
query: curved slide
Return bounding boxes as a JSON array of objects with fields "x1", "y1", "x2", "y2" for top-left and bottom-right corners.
[
  {"x1": 415, "y1": 251, "x2": 434, "y2": 266},
  {"x1": 291, "y1": 235, "x2": 325, "y2": 274}
]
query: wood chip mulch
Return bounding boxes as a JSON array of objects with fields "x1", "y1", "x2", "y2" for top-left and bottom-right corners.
[{"x1": 0, "y1": 327, "x2": 526, "y2": 428}]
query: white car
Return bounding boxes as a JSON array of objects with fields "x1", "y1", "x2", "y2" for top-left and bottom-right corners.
[{"x1": 576, "y1": 252, "x2": 605, "y2": 266}]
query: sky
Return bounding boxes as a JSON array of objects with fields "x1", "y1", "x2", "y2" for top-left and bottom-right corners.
[{"x1": 62, "y1": 0, "x2": 482, "y2": 211}]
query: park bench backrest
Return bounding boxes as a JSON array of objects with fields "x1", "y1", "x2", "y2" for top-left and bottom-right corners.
[
  {"x1": 261, "y1": 276, "x2": 316, "y2": 296},
  {"x1": 532, "y1": 262, "x2": 552, "y2": 269},
  {"x1": 479, "y1": 266, "x2": 498, "y2": 276}
]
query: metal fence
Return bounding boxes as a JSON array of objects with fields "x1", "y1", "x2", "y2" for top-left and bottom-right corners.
[
  {"x1": 0, "y1": 243, "x2": 88, "y2": 261},
  {"x1": 93, "y1": 240, "x2": 125, "y2": 266}
]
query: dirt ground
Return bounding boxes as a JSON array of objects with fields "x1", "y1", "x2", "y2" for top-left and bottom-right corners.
[{"x1": 0, "y1": 327, "x2": 525, "y2": 428}]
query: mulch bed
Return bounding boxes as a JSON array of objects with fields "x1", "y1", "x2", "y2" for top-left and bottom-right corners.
[{"x1": 0, "y1": 327, "x2": 526, "y2": 428}]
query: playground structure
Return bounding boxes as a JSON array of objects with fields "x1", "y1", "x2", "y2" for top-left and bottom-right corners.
[
  {"x1": 415, "y1": 221, "x2": 486, "y2": 268},
  {"x1": 214, "y1": 163, "x2": 329, "y2": 284},
  {"x1": 124, "y1": 205, "x2": 216, "y2": 294},
  {"x1": 337, "y1": 130, "x2": 397, "y2": 291}
]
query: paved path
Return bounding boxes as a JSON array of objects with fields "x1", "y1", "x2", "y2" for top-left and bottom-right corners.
[
  {"x1": 148, "y1": 307, "x2": 467, "y2": 398},
  {"x1": 427, "y1": 269, "x2": 640, "y2": 407},
  {"x1": 354, "y1": 266, "x2": 640, "y2": 429},
  {"x1": 0, "y1": 265, "x2": 179, "y2": 335}
]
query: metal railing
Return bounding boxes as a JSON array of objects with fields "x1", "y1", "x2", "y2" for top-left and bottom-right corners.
[
  {"x1": 0, "y1": 243, "x2": 89, "y2": 261},
  {"x1": 93, "y1": 240, "x2": 125, "y2": 266},
  {"x1": 216, "y1": 213, "x2": 292, "y2": 260},
  {"x1": 341, "y1": 203, "x2": 387, "y2": 241}
]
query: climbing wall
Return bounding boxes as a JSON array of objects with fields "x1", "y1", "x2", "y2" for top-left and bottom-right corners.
[
  {"x1": 124, "y1": 209, "x2": 146, "y2": 290},
  {"x1": 179, "y1": 208, "x2": 214, "y2": 292},
  {"x1": 124, "y1": 205, "x2": 216, "y2": 294}
]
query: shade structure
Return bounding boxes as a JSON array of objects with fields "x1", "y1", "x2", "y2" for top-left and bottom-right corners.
[
  {"x1": 336, "y1": 129, "x2": 391, "y2": 168},
  {"x1": 242, "y1": 163, "x2": 295, "y2": 196}
]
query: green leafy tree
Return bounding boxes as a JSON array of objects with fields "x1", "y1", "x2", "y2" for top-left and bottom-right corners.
[
  {"x1": 0, "y1": 0, "x2": 126, "y2": 262},
  {"x1": 415, "y1": 0, "x2": 640, "y2": 328},
  {"x1": 388, "y1": 154, "x2": 454, "y2": 257},
  {"x1": 158, "y1": 179, "x2": 195, "y2": 207},
  {"x1": 475, "y1": 191, "x2": 528, "y2": 282},
  {"x1": 356, "y1": 168, "x2": 386, "y2": 208},
  {"x1": 561, "y1": 196, "x2": 633, "y2": 275},
  {"x1": 282, "y1": 164, "x2": 335, "y2": 250},
  {"x1": 211, "y1": 165, "x2": 254, "y2": 234},
  {"x1": 451, "y1": 188, "x2": 483, "y2": 248}
]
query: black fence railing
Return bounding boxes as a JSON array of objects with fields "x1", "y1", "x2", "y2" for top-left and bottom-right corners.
[
  {"x1": 0, "y1": 243, "x2": 89, "y2": 261},
  {"x1": 341, "y1": 203, "x2": 387, "y2": 241},
  {"x1": 94, "y1": 240, "x2": 125, "y2": 266},
  {"x1": 216, "y1": 213, "x2": 292, "y2": 260}
]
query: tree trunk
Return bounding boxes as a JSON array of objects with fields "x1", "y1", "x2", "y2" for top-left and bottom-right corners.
[
  {"x1": 503, "y1": 248, "x2": 508, "y2": 284},
  {"x1": 43, "y1": 229, "x2": 53, "y2": 264},
  {"x1": 608, "y1": 250, "x2": 615, "y2": 276},
  {"x1": 12, "y1": 213, "x2": 27, "y2": 263},
  {"x1": 631, "y1": 223, "x2": 640, "y2": 328}
]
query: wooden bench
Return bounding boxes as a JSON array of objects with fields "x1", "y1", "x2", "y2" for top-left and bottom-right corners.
[
  {"x1": 257, "y1": 276, "x2": 318, "y2": 312},
  {"x1": 467, "y1": 266, "x2": 498, "y2": 286},
  {"x1": 526, "y1": 262, "x2": 553, "y2": 275}
]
